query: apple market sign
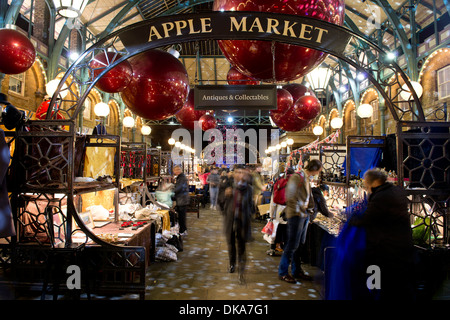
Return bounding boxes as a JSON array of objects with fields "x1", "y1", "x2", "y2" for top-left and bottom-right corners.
[{"x1": 118, "y1": 11, "x2": 352, "y2": 57}]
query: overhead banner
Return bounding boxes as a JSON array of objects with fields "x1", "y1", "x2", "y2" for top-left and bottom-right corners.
[
  {"x1": 194, "y1": 85, "x2": 277, "y2": 110},
  {"x1": 118, "y1": 11, "x2": 352, "y2": 57}
]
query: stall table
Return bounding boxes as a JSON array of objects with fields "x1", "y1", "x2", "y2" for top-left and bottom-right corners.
[{"x1": 87, "y1": 219, "x2": 157, "y2": 266}]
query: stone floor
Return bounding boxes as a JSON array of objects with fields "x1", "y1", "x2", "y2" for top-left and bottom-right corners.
[{"x1": 144, "y1": 207, "x2": 324, "y2": 300}]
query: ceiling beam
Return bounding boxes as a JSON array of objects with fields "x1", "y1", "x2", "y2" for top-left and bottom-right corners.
[
  {"x1": 85, "y1": 0, "x2": 129, "y2": 27},
  {"x1": 96, "y1": 0, "x2": 140, "y2": 40}
]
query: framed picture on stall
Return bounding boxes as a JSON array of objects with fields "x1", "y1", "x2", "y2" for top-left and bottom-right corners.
[{"x1": 75, "y1": 211, "x2": 95, "y2": 230}]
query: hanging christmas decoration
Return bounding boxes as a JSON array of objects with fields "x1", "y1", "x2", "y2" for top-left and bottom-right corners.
[
  {"x1": 89, "y1": 51, "x2": 132, "y2": 93},
  {"x1": 120, "y1": 50, "x2": 189, "y2": 120},
  {"x1": 286, "y1": 130, "x2": 340, "y2": 170},
  {"x1": 0, "y1": 28, "x2": 36, "y2": 75},
  {"x1": 283, "y1": 83, "x2": 316, "y2": 103},
  {"x1": 198, "y1": 113, "x2": 217, "y2": 131},
  {"x1": 269, "y1": 88, "x2": 294, "y2": 119},
  {"x1": 35, "y1": 99, "x2": 65, "y2": 120},
  {"x1": 294, "y1": 94, "x2": 322, "y2": 120},
  {"x1": 213, "y1": 0, "x2": 345, "y2": 82},
  {"x1": 175, "y1": 89, "x2": 209, "y2": 130},
  {"x1": 271, "y1": 107, "x2": 312, "y2": 132},
  {"x1": 226, "y1": 66, "x2": 260, "y2": 85}
]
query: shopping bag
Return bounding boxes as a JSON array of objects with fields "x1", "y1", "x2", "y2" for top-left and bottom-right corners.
[{"x1": 261, "y1": 220, "x2": 274, "y2": 235}]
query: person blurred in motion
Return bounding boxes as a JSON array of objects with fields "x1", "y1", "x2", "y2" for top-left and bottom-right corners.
[
  {"x1": 222, "y1": 165, "x2": 254, "y2": 284},
  {"x1": 173, "y1": 165, "x2": 190, "y2": 236},
  {"x1": 207, "y1": 167, "x2": 220, "y2": 210},
  {"x1": 278, "y1": 160, "x2": 323, "y2": 283},
  {"x1": 218, "y1": 169, "x2": 233, "y2": 213},
  {"x1": 348, "y1": 168, "x2": 414, "y2": 300}
]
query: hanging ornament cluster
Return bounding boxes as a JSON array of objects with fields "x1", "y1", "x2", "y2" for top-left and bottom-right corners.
[
  {"x1": 0, "y1": 28, "x2": 36, "y2": 75},
  {"x1": 176, "y1": 89, "x2": 212, "y2": 130},
  {"x1": 90, "y1": 51, "x2": 132, "y2": 93},
  {"x1": 286, "y1": 129, "x2": 340, "y2": 169},
  {"x1": 120, "y1": 49, "x2": 190, "y2": 121},
  {"x1": 270, "y1": 84, "x2": 321, "y2": 132},
  {"x1": 213, "y1": 0, "x2": 345, "y2": 82}
]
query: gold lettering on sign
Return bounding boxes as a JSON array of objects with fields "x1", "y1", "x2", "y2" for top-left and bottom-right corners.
[
  {"x1": 149, "y1": 25, "x2": 163, "y2": 40},
  {"x1": 266, "y1": 18, "x2": 281, "y2": 34},
  {"x1": 230, "y1": 17, "x2": 247, "y2": 32},
  {"x1": 299, "y1": 23, "x2": 313, "y2": 40},
  {"x1": 283, "y1": 20, "x2": 298, "y2": 37},
  {"x1": 201, "y1": 18, "x2": 212, "y2": 33},
  {"x1": 175, "y1": 20, "x2": 188, "y2": 36},
  {"x1": 161, "y1": 22, "x2": 175, "y2": 38},
  {"x1": 249, "y1": 17, "x2": 264, "y2": 33},
  {"x1": 314, "y1": 27, "x2": 328, "y2": 43}
]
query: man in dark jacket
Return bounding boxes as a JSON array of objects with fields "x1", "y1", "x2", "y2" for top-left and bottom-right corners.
[
  {"x1": 173, "y1": 165, "x2": 190, "y2": 236},
  {"x1": 349, "y1": 168, "x2": 414, "y2": 300},
  {"x1": 222, "y1": 165, "x2": 254, "y2": 284}
]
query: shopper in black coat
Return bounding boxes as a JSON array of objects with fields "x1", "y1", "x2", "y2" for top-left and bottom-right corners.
[
  {"x1": 218, "y1": 170, "x2": 233, "y2": 213},
  {"x1": 349, "y1": 168, "x2": 414, "y2": 300},
  {"x1": 173, "y1": 165, "x2": 190, "y2": 235},
  {"x1": 311, "y1": 184, "x2": 333, "y2": 221},
  {"x1": 222, "y1": 166, "x2": 254, "y2": 284}
]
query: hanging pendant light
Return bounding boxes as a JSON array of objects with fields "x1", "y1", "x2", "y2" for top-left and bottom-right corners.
[
  {"x1": 306, "y1": 66, "x2": 332, "y2": 92},
  {"x1": 52, "y1": 0, "x2": 89, "y2": 19}
]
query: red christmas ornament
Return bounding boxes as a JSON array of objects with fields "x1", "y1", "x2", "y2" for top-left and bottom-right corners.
[
  {"x1": 283, "y1": 83, "x2": 316, "y2": 103},
  {"x1": 198, "y1": 114, "x2": 217, "y2": 131},
  {"x1": 175, "y1": 89, "x2": 209, "y2": 130},
  {"x1": 227, "y1": 66, "x2": 259, "y2": 85},
  {"x1": 213, "y1": 0, "x2": 344, "y2": 82},
  {"x1": 89, "y1": 51, "x2": 132, "y2": 93},
  {"x1": 271, "y1": 107, "x2": 312, "y2": 132},
  {"x1": 35, "y1": 99, "x2": 65, "y2": 120},
  {"x1": 294, "y1": 94, "x2": 322, "y2": 120},
  {"x1": 0, "y1": 28, "x2": 36, "y2": 75},
  {"x1": 120, "y1": 50, "x2": 190, "y2": 120},
  {"x1": 269, "y1": 88, "x2": 294, "y2": 119}
]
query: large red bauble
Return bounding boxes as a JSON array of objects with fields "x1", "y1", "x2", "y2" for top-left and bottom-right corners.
[
  {"x1": 271, "y1": 107, "x2": 312, "y2": 132},
  {"x1": 283, "y1": 83, "x2": 316, "y2": 103},
  {"x1": 120, "y1": 50, "x2": 189, "y2": 120},
  {"x1": 198, "y1": 114, "x2": 217, "y2": 131},
  {"x1": 89, "y1": 52, "x2": 132, "y2": 93},
  {"x1": 35, "y1": 99, "x2": 64, "y2": 120},
  {"x1": 175, "y1": 89, "x2": 208, "y2": 130},
  {"x1": 0, "y1": 28, "x2": 36, "y2": 74},
  {"x1": 213, "y1": 0, "x2": 344, "y2": 82},
  {"x1": 294, "y1": 94, "x2": 322, "y2": 120},
  {"x1": 269, "y1": 88, "x2": 293, "y2": 119},
  {"x1": 227, "y1": 66, "x2": 259, "y2": 85}
]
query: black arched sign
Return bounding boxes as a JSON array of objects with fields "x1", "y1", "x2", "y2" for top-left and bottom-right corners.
[{"x1": 47, "y1": 11, "x2": 424, "y2": 124}]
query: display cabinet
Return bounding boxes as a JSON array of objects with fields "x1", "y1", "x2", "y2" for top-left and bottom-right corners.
[{"x1": 0, "y1": 120, "x2": 151, "y2": 299}]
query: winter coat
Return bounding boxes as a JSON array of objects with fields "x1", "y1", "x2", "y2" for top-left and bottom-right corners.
[
  {"x1": 218, "y1": 176, "x2": 233, "y2": 212},
  {"x1": 173, "y1": 173, "x2": 190, "y2": 207},
  {"x1": 349, "y1": 182, "x2": 414, "y2": 273},
  {"x1": 223, "y1": 181, "x2": 254, "y2": 243},
  {"x1": 285, "y1": 170, "x2": 314, "y2": 219},
  {"x1": 311, "y1": 187, "x2": 332, "y2": 221},
  {"x1": 207, "y1": 173, "x2": 220, "y2": 188}
]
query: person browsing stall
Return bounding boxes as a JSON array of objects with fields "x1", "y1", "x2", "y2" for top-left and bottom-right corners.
[{"x1": 278, "y1": 160, "x2": 323, "y2": 283}]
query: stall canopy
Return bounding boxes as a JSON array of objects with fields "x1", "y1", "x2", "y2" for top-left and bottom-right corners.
[{"x1": 343, "y1": 139, "x2": 384, "y2": 177}]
